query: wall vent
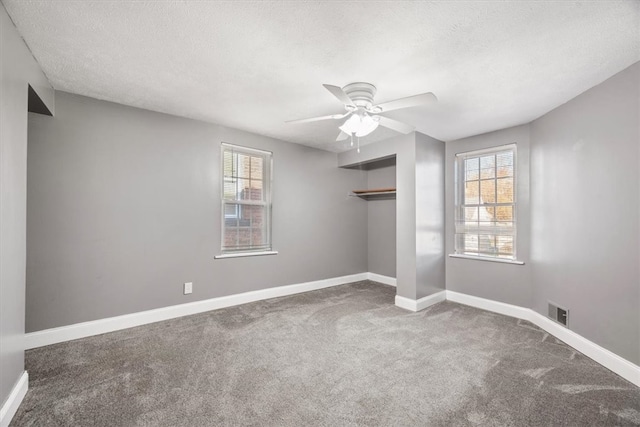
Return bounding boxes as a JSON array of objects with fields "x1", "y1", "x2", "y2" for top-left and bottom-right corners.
[{"x1": 548, "y1": 301, "x2": 569, "y2": 327}]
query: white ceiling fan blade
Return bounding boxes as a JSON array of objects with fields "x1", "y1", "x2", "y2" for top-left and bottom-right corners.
[
  {"x1": 323, "y1": 84, "x2": 356, "y2": 107},
  {"x1": 376, "y1": 116, "x2": 415, "y2": 134},
  {"x1": 336, "y1": 131, "x2": 350, "y2": 141},
  {"x1": 373, "y1": 92, "x2": 437, "y2": 113},
  {"x1": 286, "y1": 112, "x2": 349, "y2": 124}
]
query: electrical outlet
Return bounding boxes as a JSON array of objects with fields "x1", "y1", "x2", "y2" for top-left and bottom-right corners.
[{"x1": 183, "y1": 282, "x2": 193, "y2": 295}]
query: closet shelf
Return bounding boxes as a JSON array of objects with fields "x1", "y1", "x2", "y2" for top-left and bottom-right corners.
[{"x1": 350, "y1": 188, "x2": 396, "y2": 200}]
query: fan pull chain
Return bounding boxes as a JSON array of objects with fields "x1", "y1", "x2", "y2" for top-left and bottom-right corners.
[
  {"x1": 350, "y1": 133, "x2": 354, "y2": 147},
  {"x1": 357, "y1": 136, "x2": 360, "y2": 153}
]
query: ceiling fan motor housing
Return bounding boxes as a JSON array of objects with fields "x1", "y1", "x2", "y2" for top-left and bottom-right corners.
[{"x1": 343, "y1": 82, "x2": 376, "y2": 109}]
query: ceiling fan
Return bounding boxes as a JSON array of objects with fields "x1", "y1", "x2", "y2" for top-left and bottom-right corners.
[{"x1": 286, "y1": 82, "x2": 437, "y2": 151}]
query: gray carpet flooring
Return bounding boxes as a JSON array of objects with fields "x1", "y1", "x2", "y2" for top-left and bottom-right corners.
[{"x1": 11, "y1": 281, "x2": 640, "y2": 426}]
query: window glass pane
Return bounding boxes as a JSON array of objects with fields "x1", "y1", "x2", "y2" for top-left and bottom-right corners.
[
  {"x1": 497, "y1": 151, "x2": 514, "y2": 178},
  {"x1": 496, "y1": 235, "x2": 514, "y2": 256},
  {"x1": 224, "y1": 203, "x2": 239, "y2": 220},
  {"x1": 223, "y1": 150, "x2": 235, "y2": 177},
  {"x1": 237, "y1": 228, "x2": 251, "y2": 247},
  {"x1": 236, "y1": 179, "x2": 251, "y2": 200},
  {"x1": 223, "y1": 179, "x2": 236, "y2": 200},
  {"x1": 480, "y1": 155, "x2": 495, "y2": 179},
  {"x1": 478, "y1": 235, "x2": 497, "y2": 255},
  {"x1": 497, "y1": 163, "x2": 513, "y2": 178},
  {"x1": 243, "y1": 205, "x2": 264, "y2": 225},
  {"x1": 496, "y1": 151, "x2": 513, "y2": 167},
  {"x1": 465, "y1": 158, "x2": 479, "y2": 171},
  {"x1": 497, "y1": 178, "x2": 513, "y2": 203},
  {"x1": 243, "y1": 185, "x2": 262, "y2": 201},
  {"x1": 223, "y1": 230, "x2": 237, "y2": 249},
  {"x1": 251, "y1": 228, "x2": 265, "y2": 247},
  {"x1": 248, "y1": 180, "x2": 264, "y2": 201},
  {"x1": 464, "y1": 234, "x2": 479, "y2": 252},
  {"x1": 465, "y1": 181, "x2": 479, "y2": 203},
  {"x1": 464, "y1": 206, "x2": 478, "y2": 222},
  {"x1": 496, "y1": 206, "x2": 513, "y2": 222},
  {"x1": 236, "y1": 153, "x2": 252, "y2": 178},
  {"x1": 466, "y1": 169, "x2": 479, "y2": 181},
  {"x1": 480, "y1": 206, "x2": 495, "y2": 223},
  {"x1": 497, "y1": 167, "x2": 512, "y2": 178},
  {"x1": 223, "y1": 203, "x2": 240, "y2": 249},
  {"x1": 480, "y1": 179, "x2": 496, "y2": 203},
  {"x1": 249, "y1": 156, "x2": 264, "y2": 180}
]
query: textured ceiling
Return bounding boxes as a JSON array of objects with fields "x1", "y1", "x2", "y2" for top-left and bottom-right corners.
[{"x1": 3, "y1": 1, "x2": 639, "y2": 152}]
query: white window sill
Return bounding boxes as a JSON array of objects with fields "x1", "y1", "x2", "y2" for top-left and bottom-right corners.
[
  {"x1": 214, "y1": 250, "x2": 278, "y2": 259},
  {"x1": 448, "y1": 254, "x2": 525, "y2": 265}
]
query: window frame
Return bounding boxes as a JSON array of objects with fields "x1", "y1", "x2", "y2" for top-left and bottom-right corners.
[
  {"x1": 219, "y1": 142, "x2": 273, "y2": 255},
  {"x1": 453, "y1": 143, "x2": 520, "y2": 263}
]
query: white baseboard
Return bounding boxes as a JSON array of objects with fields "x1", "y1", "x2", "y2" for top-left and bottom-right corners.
[
  {"x1": 367, "y1": 273, "x2": 396, "y2": 287},
  {"x1": 0, "y1": 371, "x2": 28, "y2": 427},
  {"x1": 394, "y1": 295, "x2": 416, "y2": 311},
  {"x1": 25, "y1": 273, "x2": 369, "y2": 350},
  {"x1": 446, "y1": 290, "x2": 531, "y2": 320},
  {"x1": 395, "y1": 290, "x2": 446, "y2": 312},
  {"x1": 445, "y1": 290, "x2": 640, "y2": 388}
]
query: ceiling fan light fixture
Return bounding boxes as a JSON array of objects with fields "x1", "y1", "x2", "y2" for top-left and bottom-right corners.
[
  {"x1": 338, "y1": 113, "x2": 379, "y2": 138},
  {"x1": 355, "y1": 114, "x2": 379, "y2": 137},
  {"x1": 338, "y1": 114, "x2": 361, "y2": 135}
]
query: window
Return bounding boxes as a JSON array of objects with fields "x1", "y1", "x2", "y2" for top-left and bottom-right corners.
[
  {"x1": 454, "y1": 144, "x2": 516, "y2": 260},
  {"x1": 221, "y1": 143, "x2": 272, "y2": 253}
]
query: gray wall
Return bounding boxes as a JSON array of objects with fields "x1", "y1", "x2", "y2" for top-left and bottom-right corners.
[
  {"x1": 530, "y1": 62, "x2": 639, "y2": 364},
  {"x1": 26, "y1": 91, "x2": 368, "y2": 332},
  {"x1": 339, "y1": 132, "x2": 445, "y2": 300},
  {"x1": 0, "y1": 3, "x2": 54, "y2": 409},
  {"x1": 415, "y1": 133, "x2": 446, "y2": 299},
  {"x1": 367, "y1": 164, "x2": 396, "y2": 277},
  {"x1": 444, "y1": 62, "x2": 639, "y2": 365},
  {"x1": 445, "y1": 125, "x2": 532, "y2": 308}
]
